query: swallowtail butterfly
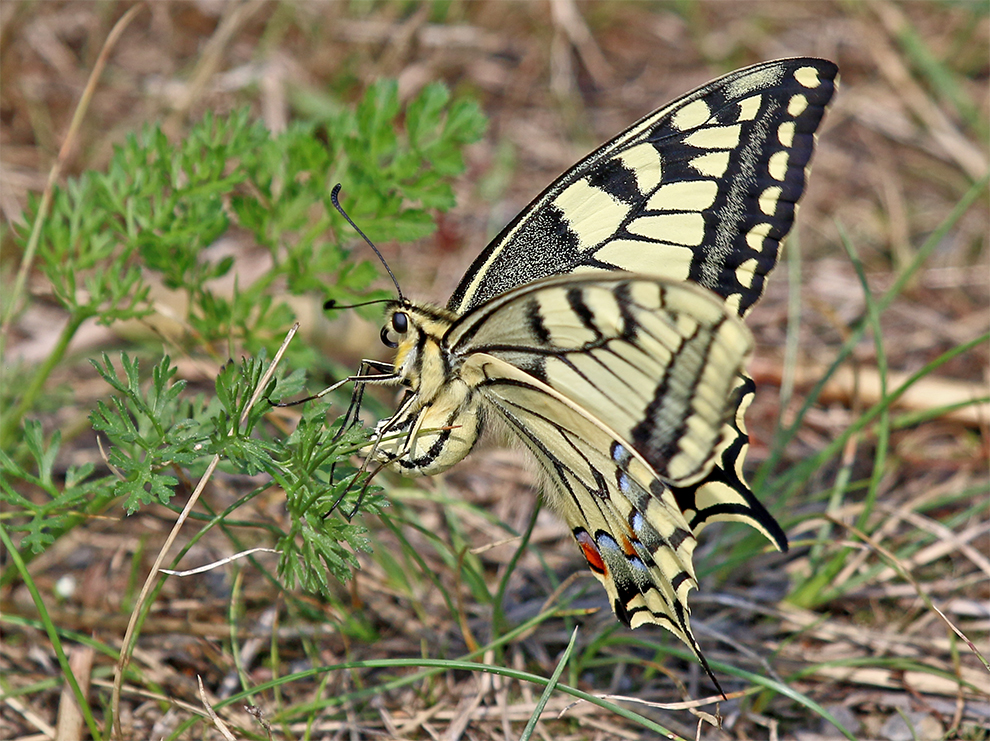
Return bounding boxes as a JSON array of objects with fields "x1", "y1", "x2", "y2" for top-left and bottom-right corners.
[{"x1": 342, "y1": 58, "x2": 837, "y2": 688}]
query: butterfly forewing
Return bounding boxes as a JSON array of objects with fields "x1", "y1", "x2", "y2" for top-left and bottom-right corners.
[{"x1": 448, "y1": 58, "x2": 837, "y2": 317}]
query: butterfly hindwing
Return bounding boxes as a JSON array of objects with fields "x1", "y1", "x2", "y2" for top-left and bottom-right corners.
[
  {"x1": 670, "y1": 375, "x2": 789, "y2": 548},
  {"x1": 448, "y1": 275, "x2": 753, "y2": 676},
  {"x1": 479, "y1": 356, "x2": 700, "y2": 639},
  {"x1": 449, "y1": 274, "x2": 753, "y2": 486}
]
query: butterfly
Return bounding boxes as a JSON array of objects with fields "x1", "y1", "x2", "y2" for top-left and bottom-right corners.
[{"x1": 338, "y1": 58, "x2": 837, "y2": 689}]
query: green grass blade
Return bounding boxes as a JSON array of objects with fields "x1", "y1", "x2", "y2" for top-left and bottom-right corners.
[{"x1": 519, "y1": 626, "x2": 579, "y2": 741}]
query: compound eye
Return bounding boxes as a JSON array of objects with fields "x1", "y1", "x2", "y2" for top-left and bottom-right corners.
[{"x1": 380, "y1": 325, "x2": 398, "y2": 349}]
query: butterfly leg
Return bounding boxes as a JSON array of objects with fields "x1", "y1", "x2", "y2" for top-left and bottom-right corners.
[{"x1": 310, "y1": 359, "x2": 402, "y2": 517}]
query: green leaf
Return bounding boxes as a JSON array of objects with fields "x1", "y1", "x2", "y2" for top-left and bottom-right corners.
[{"x1": 407, "y1": 82, "x2": 451, "y2": 149}]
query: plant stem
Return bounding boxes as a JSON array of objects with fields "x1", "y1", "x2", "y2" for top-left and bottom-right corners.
[{"x1": 1, "y1": 312, "x2": 88, "y2": 450}]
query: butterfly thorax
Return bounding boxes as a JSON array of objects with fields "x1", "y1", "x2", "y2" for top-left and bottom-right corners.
[{"x1": 372, "y1": 302, "x2": 484, "y2": 476}]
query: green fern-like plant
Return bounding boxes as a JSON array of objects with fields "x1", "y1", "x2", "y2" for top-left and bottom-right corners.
[{"x1": 0, "y1": 80, "x2": 488, "y2": 595}]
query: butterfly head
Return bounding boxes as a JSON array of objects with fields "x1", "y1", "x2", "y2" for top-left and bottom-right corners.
[
  {"x1": 373, "y1": 299, "x2": 480, "y2": 476},
  {"x1": 380, "y1": 301, "x2": 458, "y2": 392}
]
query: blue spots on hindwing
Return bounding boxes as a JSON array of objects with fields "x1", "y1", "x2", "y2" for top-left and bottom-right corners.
[
  {"x1": 596, "y1": 531, "x2": 621, "y2": 554},
  {"x1": 610, "y1": 441, "x2": 630, "y2": 465},
  {"x1": 631, "y1": 511, "x2": 645, "y2": 537}
]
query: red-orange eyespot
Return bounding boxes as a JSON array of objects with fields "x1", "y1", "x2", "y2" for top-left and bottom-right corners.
[{"x1": 574, "y1": 529, "x2": 607, "y2": 575}]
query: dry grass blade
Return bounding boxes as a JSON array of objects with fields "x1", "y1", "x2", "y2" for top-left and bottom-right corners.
[
  {"x1": 54, "y1": 644, "x2": 94, "y2": 741},
  {"x1": 0, "y1": 5, "x2": 142, "y2": 340},
  {"x1": 829, "y1": 515, "x2": 990, "y2": 674},
  {"x1": 197, "y1": 676, "x2": 237, "y2": 741}
]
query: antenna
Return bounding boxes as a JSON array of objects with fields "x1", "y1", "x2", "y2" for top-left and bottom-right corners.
[
  {"x1": 331, "y1": 184, "x2": 405, "y2": 302},
  {"x1": 323, "y1": 297, "x2": 394, "y2": 312}
]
